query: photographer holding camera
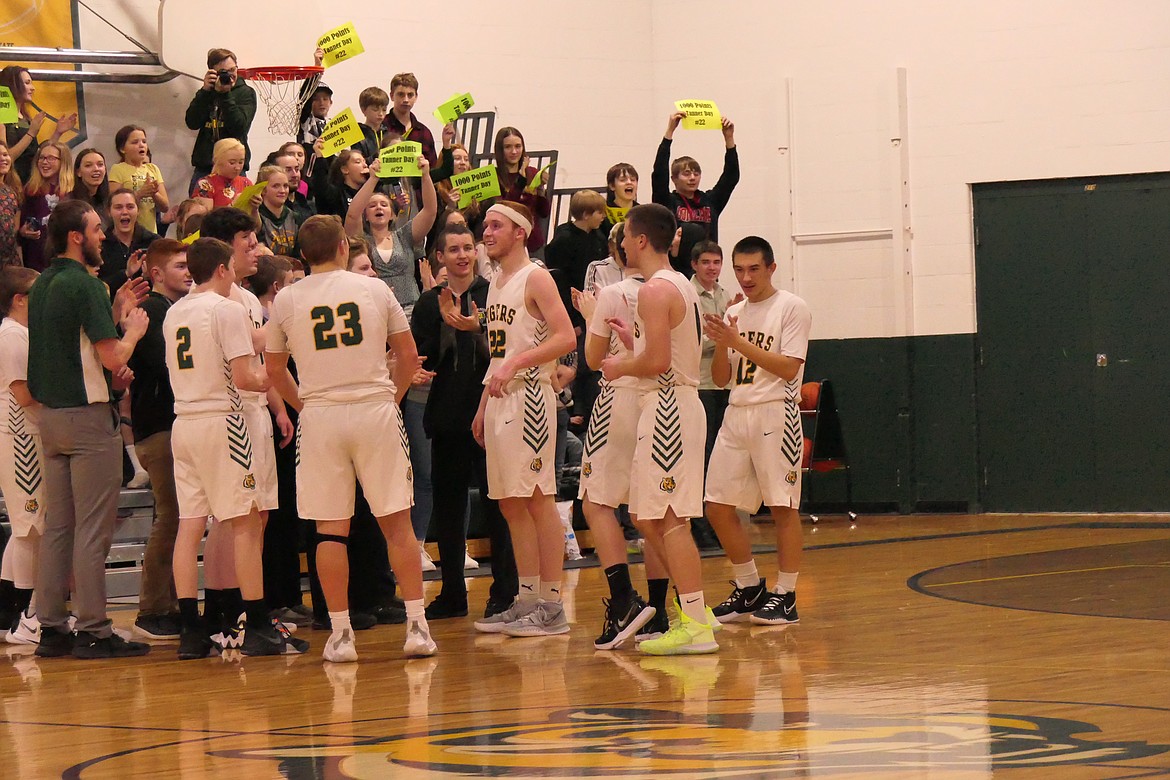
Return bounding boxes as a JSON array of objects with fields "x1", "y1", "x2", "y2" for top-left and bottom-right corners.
[{"x1": 183, "y1": 48, "x2": 257, "y2": 197}]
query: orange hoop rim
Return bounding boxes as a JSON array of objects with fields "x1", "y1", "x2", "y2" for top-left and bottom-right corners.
[{"x1": 237, "y1": 66, "x2": 323, "y2": 82}]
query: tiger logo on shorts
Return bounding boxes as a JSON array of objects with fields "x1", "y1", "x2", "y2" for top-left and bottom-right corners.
[
  {"x1": 242, "y1": 473, "x2": 256, "y2": 490},
  {"x1": 530, "y1": 457, "x2": 543, "y2": 472},
  {"x1": 786, "y1": 470, "x2": 798, "y2": 485},
  {"x1": 582, "y1": 461, "x2": 592, "y2": 477},
  {"x1": 406, "y1": 465, "x2": 413, "y2": 482},
  {"x1": 659, "y1": 476, "x2": 676, "y2": 493},
  {"x1": 24, "y1": 499, "x2": 37, "y2": 513}
]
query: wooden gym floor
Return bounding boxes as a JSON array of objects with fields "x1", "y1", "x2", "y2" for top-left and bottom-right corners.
[{"x1": 4, "y1": 513, "x2": 1170, "y2": 779}]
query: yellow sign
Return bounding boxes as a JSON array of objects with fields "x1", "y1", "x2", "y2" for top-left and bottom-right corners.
[
  {"x1": 377, "y1": 141, "x2": 422, "y2": 178},
  {"x1": 674, "y1": 99, "x2": 721, "y2": 130},
  {"x1": 317, "y1": 22, "x2": 365, "y2": 68},
  {"x1": 181, "y1": 230, "x2": 200, "y2": 245},
  {"x1": 231, "y1": 181, "x2": 268, "y2": 211},
  {"x1": 525, "y1": 161, "x2": 556, "y2": 193},
  {"x1": 605, "y1": 206, "x2": 628, "y2": 224},
  {"x1": 433, "y1": 92, "x2": 474, "y2": 125},
  {"x1": 0, "y1": 88, "x2": 16, "y2": 124},
  {"x1": 319, "y1": 108, "x2": 364, "y2": 157},
  {"x1": 450, "y1": 165, "x2": 500, "y2": 208}
]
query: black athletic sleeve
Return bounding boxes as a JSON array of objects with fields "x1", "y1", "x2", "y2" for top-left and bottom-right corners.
[
  {"x1": 651, "y1": 137, "x2": 673, "y2": 206},
  {"x1": 709, "y1": 145, "x2": 740, "y2": 213}
]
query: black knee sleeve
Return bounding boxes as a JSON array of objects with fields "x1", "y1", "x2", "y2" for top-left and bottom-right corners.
[{"x1": 317, "y1": 533, "x2": 349, "y2": 547}]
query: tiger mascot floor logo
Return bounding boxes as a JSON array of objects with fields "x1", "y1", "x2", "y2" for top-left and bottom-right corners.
[{"x1": 207, "y1": 705, "x2": 1169, "y2": 777}]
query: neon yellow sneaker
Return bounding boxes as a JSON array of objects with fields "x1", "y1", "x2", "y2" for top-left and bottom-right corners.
[{"x1": 638, "y1": 609, "x2": 718, "y2": 656}]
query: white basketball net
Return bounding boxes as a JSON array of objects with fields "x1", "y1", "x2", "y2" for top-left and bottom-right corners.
[{"x1": 249, "y1": 73, "x2": 315, "y2": 137}]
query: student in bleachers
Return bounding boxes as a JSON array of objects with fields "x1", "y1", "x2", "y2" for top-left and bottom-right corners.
[
  {"x1": 312, "y1": 148, "x2": 369, "y2": 219},
  {"x1": 100, "y1": 189, "x2": 159, "y2": 293},
  {"x1": 193, "y1": 138, "x2": 252, "y2": 209},
  {"x1": 173, "y1": 199, "x2": 207, "y2": 241},
  {"x1": 0, "y1": 66, "x2": 76, "y2": 183},
  {"x1": 71, "y1": 149, "x2": 110, "y2": 223},
  {"x1": 492, "y1": 127, "x2": 552, "y2": 256},
  {"x1": 355, "y1": 87, "x2": 390, "y2": 165},
  {"x1": 545, "y1": 189, "x2": 608, "y2": 328},
  {"x1": 110, "y1": 126, "x2": 171, "y2": 234},
  {"x1": 651, "y1": 112, "x2": 739, "y2": 275},
  {"x1": 0, "y1": 144, "x2": 23, "y2": 267},
  {"x1": 19, "y1": 142, "x2": 71, "y2": 272},
  {"x1": 600, "y1": 162, "x2": 639, "y2": 236},
  {"x1": 255, "y1": 165, "x2": 300, "y2": 257},
  {"x1": 297, "y1": 81, "x2": 332, "y2": 150}
]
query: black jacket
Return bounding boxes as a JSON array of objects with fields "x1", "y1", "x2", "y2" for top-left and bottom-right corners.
[
  {"x1": 411, "y1": 276, "x2": 491, "y2": 437},
  {"x1": 651, "y1": 138, "x2": 740, "y2": 275},
  {"x1": 184, "y1": 80, "x2": 258, "y2": 171},
  {"x1": 128, "y1": 291, "x2": 177, "y2": 442}
]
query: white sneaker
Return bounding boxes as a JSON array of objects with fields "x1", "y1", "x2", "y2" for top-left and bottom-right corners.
[
  {"x1": 5, "y1": 611, "x2": 40, "y2": 645},
  {"x1": 403, "y1": 619, "x2": 436, "y2": 657},
  {"x1": 419, "y1": 543, "x2": 436, "y2": 572},
  {"x1": 463, "y1": 547, "x2": 479, "y2": 569},
  {"x1": 128, "y1": 470, "x2": 151, "y2": 489},
  {"x1": 323, "y1": 628, "x2": 358, "y2": 663}
]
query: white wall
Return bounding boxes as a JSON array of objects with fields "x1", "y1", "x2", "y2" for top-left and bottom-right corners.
[{"x1": 72, "y1": 1, "x2": 1170, "y2": 339}]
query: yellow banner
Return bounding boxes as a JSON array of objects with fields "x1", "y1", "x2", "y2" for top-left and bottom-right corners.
[
  {"x1": 674, "y1": 99, "x2": 721, "y2": 130},
  {"x1": 377, "y1": 141, "x2": 422, "y2": 178},
  {"x1": 450, "y1": 165, "x2": 500, "y2": 208},
  {"x1": 317, "y1": 22, "x2": 365, "y2": 68},
  {"x1": 231, "y1": 181, "x2": 268, "y2": 211},
  {"x1": 0, "y1": 0, "x2": 83, "y2": 144},
  {"x1": 319, "y1": 108, "x2": 364, "y2": 157},
  {"x1": 605, "y1": 206, "x2": 628, "y2": 225},
  {"x1": 0, "y1": 88, "x2": 17, "y2": 124},
  {"x1": 525, "y1": 161, "x2": 556, "y2": 193},
  {"x1": 433, "y1": 92, "x2": 474, "y2": 125}
]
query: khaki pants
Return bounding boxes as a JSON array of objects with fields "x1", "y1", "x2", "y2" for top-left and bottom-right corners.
[{"x1": 135, "y1": 430, "x2": 180, "y2": 616}]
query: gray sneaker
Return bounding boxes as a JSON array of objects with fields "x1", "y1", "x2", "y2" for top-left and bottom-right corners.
[
  {"x1": 473, "y1": 599, "x2": 537, "y2": 633},
  {"x1": 501, "y1": 601, "x2": 570, "y2": 637}
]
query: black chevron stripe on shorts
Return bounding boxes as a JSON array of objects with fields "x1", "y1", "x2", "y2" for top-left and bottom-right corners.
[
  {"x1": 397, "y1": 407, "x2": 411, "y2": 460},
  {"x1": 583, "y1": 385, "x2": 614, "y2": 457},
  {"x1": 7, "y1": 397, "x2": 26, "y2": 437},
  {"x1": 522, "y1": 379, "x2": 549, "y2": 453},
  {"x1": 650, "y1": 387, "x2": 683, "y2": 473},
  {"x1": 294, "y1": 422, "x2": 302, "y2": 468},
  {"x1": 223, "y1": 358, "x2": 242, "y2": 411},
  {"x1": 13, "y1": 432, "x2": 41, "y2": 495},
  {"x1": 227, "y1": 413, "x2": 253, "y2": 470},
  {"x1": 781, "y1": 402, "x2": 802, "y2": 467}
]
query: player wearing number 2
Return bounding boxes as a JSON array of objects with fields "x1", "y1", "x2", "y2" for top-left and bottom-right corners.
[
  {"x1": 265, "y1": 214, "x2": 434, "y2": 664},
  {"x1": 702, "y1": 236, "x2": 811, "y2": 626}
]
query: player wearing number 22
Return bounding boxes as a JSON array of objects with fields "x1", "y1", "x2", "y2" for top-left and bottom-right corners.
[
  {"x1": 703, "y1": 236, "x2": 811, "y2": 628},
  {"x1": 264, "y1": 215, "x2": 435, "y2": 664}
]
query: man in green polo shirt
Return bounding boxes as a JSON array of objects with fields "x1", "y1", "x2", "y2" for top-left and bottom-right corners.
[{"x1": 28, "y1": 199, "x2": 153, "y2": 659}]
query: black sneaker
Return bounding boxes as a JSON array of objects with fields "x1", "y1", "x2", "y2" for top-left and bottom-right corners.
[
  {"x1": 635, "y1": 610, "x2": 669, "y2": 642},
  {"x1": 134, "y1": 614, "x2": 181, "y2": 641},
  {"x1": 270, "y1": 618, "x2": 309, "y2": 654},
  {"x1": 426, "y1": 594, "x2": 469, "y2": 620},
  {"x1": 483, "y1": 598, "x2": 512, "y2": 619},
  {"x1": 73, "y1": 631, "x2": 151, "y2": 659},
  {"x1": 35, "y1": 626, "x2": 74, "y2": 658},
  {"x1": 241, "y1": 619, "x2": 286, "y2": 656},
  {"x1": 750, "y1": 590, "x2": 799, "y2": 625},
  {"x1": 594, "y1": 594, "x2": 656, "y2": 650},
  {"x1": 371, "y1": 604, "x2": 406, "y2": 625},
  {"x1": 711, "y1": 580, "x2": 768, "y2": 623},
  {"x1": 178, "y1": 625, "x2": 213, "y2": 660}
]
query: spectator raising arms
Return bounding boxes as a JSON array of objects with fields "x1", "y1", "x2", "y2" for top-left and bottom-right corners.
[
  {"x1": 110, "y1": 126, "x2": 171, "y2": 234},
  {"x1": 0, "y1": 66, "x2": 76, "y2": 183},
  {"x1": 492, "y1": 127, "x2": 551, "y2": 255},
  {"x1": 20, "y1": 142, "x2": 71, "y2": 272},
  {"x1": 314, "y1": 148, "x2": 369, "y2": 219},
  {"x1": 71, "y1": 149, "x2": 111, "y2": 222},
  {"x1": 184, "y1": 48, "x2": 257, "y2": 192},
  {"x1": 0, "y1": 144, "x2": 23, "y2": 267},
  {"x1": 192, "y1": 139, "x2": 251, "y2": 209}
]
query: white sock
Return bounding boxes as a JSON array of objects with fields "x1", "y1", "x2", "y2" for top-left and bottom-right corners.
[
  {"x1": 539, "y1": 580, "x2": 562, "y2": 603},
  {"x1": 518, "y1": 576, "x2": 540, "y2": 603},
  {"x1": 776, "y1": 571, "x2": 799, "y2": 593},
  {"x1": 405, "y1": 599, "x2": 425, "y2": 622},
  {"x1": 329, "y1": 611, "x2": 351, "y2": 632},
  {"x1": 731, "y1": 560, "x2": 761, "y2": 589},
  {"x1": 125, "y1": 444, "x2": 145, "y2": 473},
  {"x1": 678, "y1": 591, "x2": 707, "y2": 625}
]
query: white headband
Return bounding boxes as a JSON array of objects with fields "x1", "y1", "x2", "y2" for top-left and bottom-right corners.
[{"x1": 486, "y1": 203, "x2": 533, "y2": 235}]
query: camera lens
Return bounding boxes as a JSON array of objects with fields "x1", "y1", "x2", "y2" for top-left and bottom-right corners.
[{"x1": 218, "y1": 69, "x2": 232, "y2": 85}]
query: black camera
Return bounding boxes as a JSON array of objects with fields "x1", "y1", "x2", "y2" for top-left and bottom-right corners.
[{"x1": 217, "y1": 69, "x2": 233, "y2": 86}]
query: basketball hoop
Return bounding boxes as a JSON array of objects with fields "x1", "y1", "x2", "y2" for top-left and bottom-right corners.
[{"x1": 237, "y1": 66, "x2": 324, "y2": 138}]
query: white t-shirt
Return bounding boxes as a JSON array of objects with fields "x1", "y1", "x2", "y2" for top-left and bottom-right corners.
[
  {"x1": 725, "y1": 289, "x2": 812, "y2": 406},
  {"x1": 588, "y1": 276, "x2": 643, "y2": 390},
  {"x1": 163, "y1": 291, "x2": 256, "y2": 417},
  {"x1": 0, "y1": 318, "x2": 36, "y2": 435},
  {"x1": 266, "y1": 269, "x2": 410, "y2": 406}
]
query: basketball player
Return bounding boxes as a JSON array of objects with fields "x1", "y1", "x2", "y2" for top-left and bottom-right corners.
[
  {"x1": 600, "y1": 203, "x2": 715, "y2": 655},
  {"x1": 265, "y1": 214, "x2": 434, "y2": 662},
  {"x1": 571, "y1": 222, "x2": 665, "y2": 650},
  {"x1": 471, "y1": 201, "x2": 576, "y2": 637},
  {"x1": 0, "y1": 267, "x2": 44, "y2": 645},
  {"x1": 703, "y1": 236, "x2": 811, "y2": 624},
  {"x1": 166, "y1": 238, "x2": 304, "y2": 658}
]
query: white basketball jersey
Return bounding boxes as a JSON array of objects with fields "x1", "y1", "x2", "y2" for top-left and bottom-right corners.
[
  {"x1": 726, "y1": 289, "x2": 812, "y2": 406},
  {"x1": 228, "y1": 283, "x2": 267, "y2": 406},
  {"x1": 0, "y1": 318, "x2": 36, "y2": 435},
  {"x1": 588, "y1": 276, "x2": 643, "y2": 390},
  {"x1": 164, "y1": 291, "x2": 256, "y2": 416},
  {"x1": 266, "y1": 269, "x2": 409, "y2": 406},
  {"x1": 632, "y1": 269, "x2": 702, "y2": 392},
  {"x1": 484, "y1": 261, "x2": 553, "y2": 385}
]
